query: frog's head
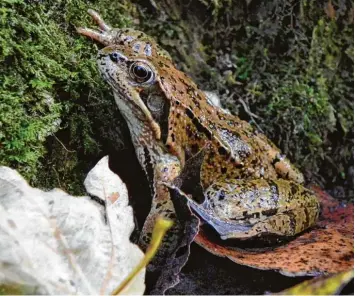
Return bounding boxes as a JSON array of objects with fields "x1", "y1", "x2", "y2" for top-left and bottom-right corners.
[
  {"x1": 78, "y1": 10, "x2": 215, "y2": 163},
  {"x1": 77, "y1": 10, "x2": 177, "y2": 143}
]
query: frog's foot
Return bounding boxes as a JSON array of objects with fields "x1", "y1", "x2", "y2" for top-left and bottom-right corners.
[{"x1": 77, "y1": 9, "x2": 113, "y2": 45}]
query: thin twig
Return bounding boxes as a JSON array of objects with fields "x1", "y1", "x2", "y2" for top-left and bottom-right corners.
[
  {"x1": 238, "y1": 98, "x2": 265, "y2": 133},
  {"x1": 51, "y1": 133, "x2": 76, "y2": 153},
  {"x1": 238, "y1": 98, "x2": 261, "y2": 119}
]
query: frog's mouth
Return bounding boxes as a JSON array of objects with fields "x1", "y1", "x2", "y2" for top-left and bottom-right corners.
[{"x1": 98, "y1": 56, "x2": 162, "y2": 141}]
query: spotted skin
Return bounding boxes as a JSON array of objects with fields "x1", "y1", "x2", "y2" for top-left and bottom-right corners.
[{"x1": 77, "y1": 10, "x2": 320, "y2": 244}]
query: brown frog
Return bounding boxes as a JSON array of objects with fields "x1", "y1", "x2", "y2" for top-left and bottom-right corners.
[{"x1": 77, "y1": 10, "x2": 320, "y2": 247}]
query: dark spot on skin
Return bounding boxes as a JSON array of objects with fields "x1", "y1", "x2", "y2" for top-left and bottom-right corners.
[
  {"x1": 186, "y1": 127, "x2": 192, "y2": 137},
  {"x1": 299, "y1": 258, "x2": 308, "y2": 264},
  {"x1": 269, "y1": 180, "x2": 280, "y2": 201},
  {"x1": 143, "y1": 148, "x2": 155, "y2": 196},
  {"x1": 218, "y1": 190, "x2": 225, "y2": 201},
  {"x1": 169, "y1": 212, "x2": 177, "y2": 219},
  {"x1": 339, "y1": 253, "x2": 354, "y2": 261},
  {"x1": 251, "y1": 159, "x2": 258, "y2": 165},
  {"x1": 261, "y1": 208, "x2": 278, "y2": 217},
  {"x1": 304, "y1": 207, "x2": 310, "y2": 228},
  {"x1": 218, "y1": 146, "x2": 227, "y2": 156},
  {"x1": 171, "y1": 134, "x2": 175, "y2": 142},
  {"x1": 192, "y1": 117, "x2": 212, "y2": 140},
  {"x1": 290, "y1": 183, "x2": 298, "y2": 195},
  {"x1": 179, "y1": 78, "x2": 191, "y2": 88},
  {"x1": 98, "y1": 53, "x2": 107, "y2": 60},
  {"x1": 175, "y1": 100, "x2": 180, "y2": 105},
  {"x1": 186, "y1": 85, "x2": 195, "y2": 94},
  {"x1": 191, "y1": 144, "x2": 199, "y2": 154},
  {"x1": 193, "y1": 100, "x2": 200, "y2": 109},
  {"x1": 271, "y1": 156, "x2": 280, "y2": 166},
  {"x1": 185, "y1": 108, "x2": 194, "y2": 119},
  {"x1": 286, "y1": 210, "x2": 297, "y2": 233}
]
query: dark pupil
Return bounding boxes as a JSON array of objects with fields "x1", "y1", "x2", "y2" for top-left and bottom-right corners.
[{"x1": 133, "y1": 65, "x2": 149, "y2": 79}]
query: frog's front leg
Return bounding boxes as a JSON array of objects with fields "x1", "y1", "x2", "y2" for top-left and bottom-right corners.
[
  {"x1": 139, "y1": 155, "x2": 182, "y2": 256},
  {"x1": 188, "y1": 178, "x2": 320, "y2": 240}
]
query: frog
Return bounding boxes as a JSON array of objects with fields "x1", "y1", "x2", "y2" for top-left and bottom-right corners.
[{"x1": 77, "y1": 10, "x2": 320, "y2": 246}]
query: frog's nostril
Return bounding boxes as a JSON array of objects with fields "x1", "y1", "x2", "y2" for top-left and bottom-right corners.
[{"x1": 110, "y1": 52, "x2": 119, "y2": 62}]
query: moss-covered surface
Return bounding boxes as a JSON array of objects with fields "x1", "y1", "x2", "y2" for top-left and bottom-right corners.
[
  {"x1": 0, "y1": 0, "x2": 353, "y2": 198},
  {"x1": 1, "y1": 0, "x2": 135, "y2": 192}
]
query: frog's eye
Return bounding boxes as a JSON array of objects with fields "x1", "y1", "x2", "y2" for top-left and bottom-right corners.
[{"x1": 129, "y1": 61, "x2": 154, "y2": 84}]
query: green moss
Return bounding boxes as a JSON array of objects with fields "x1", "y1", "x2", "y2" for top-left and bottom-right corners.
[{"x1": 0, "y1": 0, "x2": 134, "y2": 192}]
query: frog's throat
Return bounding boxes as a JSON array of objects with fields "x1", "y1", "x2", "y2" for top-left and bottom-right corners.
[{"x1": 109, "y1": 79, "x2": 161, "y2": 141}]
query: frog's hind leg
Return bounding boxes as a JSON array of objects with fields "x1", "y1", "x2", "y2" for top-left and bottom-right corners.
[
  {"x1": 223, "y1": 205, "x2": 320, "y2": 240},
  {"x1": 191, "y1": 178, "x2": 320, "y2": 240}
]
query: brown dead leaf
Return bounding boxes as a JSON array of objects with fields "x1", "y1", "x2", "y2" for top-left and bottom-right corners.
[
  {"x1": 195, "y1": 186, "x2": 354, "y2": 276},
  {"x1": 325, "y1": 0, "x2": 336, "y2": 19}
]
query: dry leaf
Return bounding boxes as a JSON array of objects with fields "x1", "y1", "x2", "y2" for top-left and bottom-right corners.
[
  {"x1": 0, "y1": 156, "x2": 145, "y2": 294},
  {"x1": 195, "y1": 185, "x2": 353, "y2": 276}
]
